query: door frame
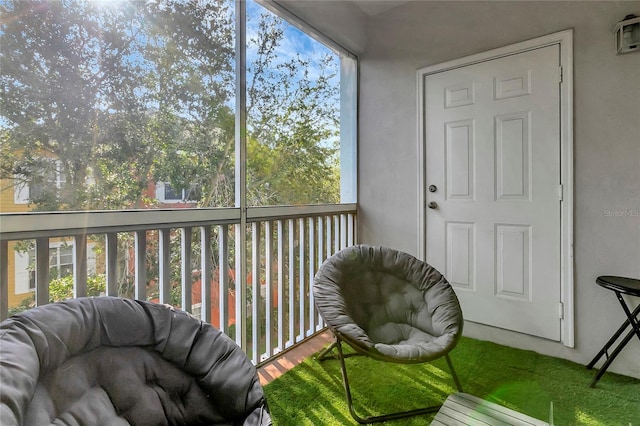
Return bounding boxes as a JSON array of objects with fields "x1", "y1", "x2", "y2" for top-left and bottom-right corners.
[{"x1": 416, "y1": 30, "x2": 574, "y2": 347}]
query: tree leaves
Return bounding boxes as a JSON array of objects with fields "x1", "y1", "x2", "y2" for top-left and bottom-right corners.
[{"x1": 1, "y1": 0, "x2": 341, "y2": 210}]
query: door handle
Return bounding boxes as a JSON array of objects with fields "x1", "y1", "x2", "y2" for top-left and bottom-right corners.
[{"x1": 428, "y1": 201, "x2": 438, "y2": 209}]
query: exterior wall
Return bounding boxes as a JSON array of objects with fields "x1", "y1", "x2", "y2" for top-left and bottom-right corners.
[
  {"x1": 0, "y1": 178, "x2": 31, "y2": 214},
  {"x1": 1, "y1": 178, "x2": 34, "y2": 308},
  {"x1": 357, "y1": 1, "x2": 640, "y2": 378}
]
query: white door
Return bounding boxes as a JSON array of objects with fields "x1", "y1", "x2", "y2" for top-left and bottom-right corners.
[{"x1": 424, "y1": 45, "x2": 562, "y2": 340}]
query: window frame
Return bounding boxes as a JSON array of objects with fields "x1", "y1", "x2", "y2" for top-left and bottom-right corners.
[
  {"x1": 254, "y1": 0, "x2": 358, "y2": 205},
  {"x1": 155, "y1": 182, "x2": 198, "y2": 204},
  {"x1": 13, "y1": 240, "x2": 97, "y2": 295},
  {"x1": 13, "y1": 159, "x2": 65, "y2": 205}
]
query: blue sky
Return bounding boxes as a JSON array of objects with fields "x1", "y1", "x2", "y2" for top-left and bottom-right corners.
[{"x1": 247, "y1": 0, "x2": 339, "y2": 82}]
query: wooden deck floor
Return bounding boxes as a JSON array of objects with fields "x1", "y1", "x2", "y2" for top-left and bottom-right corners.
[{"x1": 257, "y1": 330, "x2": 333, "y2": 385}]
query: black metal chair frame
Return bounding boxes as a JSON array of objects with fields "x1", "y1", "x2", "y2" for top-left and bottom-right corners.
[
  {"x1": 586, "y1": 275, "x2": 640, "y2": 388},
  {"x1": 316, "y1": 331, "x2": 463, "y2": 424}
]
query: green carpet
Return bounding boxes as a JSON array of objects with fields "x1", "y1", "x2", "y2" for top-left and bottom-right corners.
[{"x1": 263, "y1": 337, "x2": 640, "y2": 425}]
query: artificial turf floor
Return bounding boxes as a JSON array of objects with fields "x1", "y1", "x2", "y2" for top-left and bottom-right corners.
[{"x1": 264, "y1": 337, "x2": 640, "y2": 425}]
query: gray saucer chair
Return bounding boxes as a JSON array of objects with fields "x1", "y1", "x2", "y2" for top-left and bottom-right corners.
[
  {"x1": 313, "y1": 245, "x2": 464, "y2": 424},
  {"x1": 0, "y1": 297, "x2": 271, "y2": 426}
]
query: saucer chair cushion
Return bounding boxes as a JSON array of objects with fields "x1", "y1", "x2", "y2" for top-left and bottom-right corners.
[
  {"x1": 0, "y1": 297, "x2": 271, "y2": 426},
  {"x1": 313, "y1": 244, "x2": 463, "y2": 363}
]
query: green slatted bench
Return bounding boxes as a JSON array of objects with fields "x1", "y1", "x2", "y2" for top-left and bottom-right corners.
[{"x1": 432, "y1": 393, "x2": 549, "y2": 426}]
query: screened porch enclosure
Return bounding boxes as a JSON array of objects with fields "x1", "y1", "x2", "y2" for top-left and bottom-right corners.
[{"x1": 0, "y1": 0, "x2": 358, "y2": 366}]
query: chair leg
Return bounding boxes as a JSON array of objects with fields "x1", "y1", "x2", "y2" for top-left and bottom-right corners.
[
  {"x1": 316, "y1": 339, "x2": 340, "y2": 361},
  {"x1": 319, "y1": 335, "x2": 453, "y2": 424},
  {"x1": 445, "y1": 354, "x2": 463, "y2": 392},
  {"x1": 316, "y1": 335, "x2": 363, "y2": 362}
]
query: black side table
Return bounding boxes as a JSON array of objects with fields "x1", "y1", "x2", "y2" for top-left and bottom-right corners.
[{"x1": 586, "y1": 275, "x2": 640, "y2": 388}]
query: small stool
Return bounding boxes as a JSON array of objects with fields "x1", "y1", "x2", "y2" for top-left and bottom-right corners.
[
  {"x1": 431, "y1": 393, "x2": 549, "y2": 425},
  {"x1": 586, "y1": 275, "x2": 640, "y2": 388}
]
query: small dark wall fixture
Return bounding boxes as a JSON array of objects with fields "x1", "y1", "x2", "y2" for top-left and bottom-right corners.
[{"x1": 615, "y1": 14, "x2": 640, "y2": 54}]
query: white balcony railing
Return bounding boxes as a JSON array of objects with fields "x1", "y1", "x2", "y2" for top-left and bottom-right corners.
[{"x1": 0, "y1": 204, "x2": 356, "y2": 365}]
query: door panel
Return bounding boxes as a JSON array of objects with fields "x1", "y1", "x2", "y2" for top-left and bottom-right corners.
[
  {"x1": 424, "y1": 45, "x2": 561, "y2": 340},
  {"x1": 446, "y1": 221, "x2": 475, "y2": 289},
  {"x1": 446, "y1": 120, "x2": 475, "y2": 200},
  {"x1": 495, "y1": 112, "x2": 530, "y2": 200}
]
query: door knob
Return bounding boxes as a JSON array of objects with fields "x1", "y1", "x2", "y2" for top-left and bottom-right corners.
[{"x1": 427, "y1": 201, "x2": 438, "y2": 209}]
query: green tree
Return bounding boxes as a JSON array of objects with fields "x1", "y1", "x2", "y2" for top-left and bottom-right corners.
[
  {"x1": 1, "y1": 0, "x2": 236, "y2": 210},
  {"x1": 246, "y1": 11, "x2": 340, "y2": 206}
]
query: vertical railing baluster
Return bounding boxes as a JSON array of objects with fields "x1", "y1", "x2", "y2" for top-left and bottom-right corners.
[
  {"x1": 235, "y1": 224, "x2": 244, "y2": 349},
  {"x1": 277, "y1": 220, "x2": 284, "y2": 352},
  {"x1": 251, "y1": 221, "x2": 261, "y2": 364},
  {"x1": 288, "y1": 218, "x2": 295, "y2": 348},
  {"x1": 134, "y1": 231, "x2": 147, "y2": 301},
  {"x1": 264, "y1": 221, "x2": 273, "y2": 358},
  {"x1": 298, "y1": 217, "x2": 305, "y2": 343},
  {"x1": 348, "y1": 213, "x2": 355, "y2": 247},
  {"x1": 354, "y1": 214, "x2": 358, "y2": 245},
  {"x1": 318, "y1": 216, "x2": 325, "y2": 264},
  {"x1": 341, "y1": 214, "x2": 348, "y2": 249},
  {"x1": 316, "y1": 216, "x2": 325, "y2": 329},
  {"x1": 200, "y1": 226, "x2": 212, "y2": 323},
  {"x1": 308, "y1": 217, "x2": 315, "y2": 336},
  {"x1": 181, "y1": 227, "x2": 192, "y2": 313},
  {"x1": 333, "y1": 215, "x2": 340, "y2": 254},
  {"x1": 105, "y1": 233, "x2": 118, "y2": 297},
  {"x1": 158, "y1": 228, "x2": 171, "y2": 305},
  {"x1": 73, "y1": 234, "x2": 87, "y2": 298},
  {"x1": 326, "y1": 216, "x2": 333, "y2": 257},
  {"x1": 219, "y1": 224, "x2": 229, "y2": 333},
  {"x1": 35, "y1": 237, "x2": 49, "y2": 306},
  {"x1": 1, "y1": 240, "x2": 8, "y2": 320}
]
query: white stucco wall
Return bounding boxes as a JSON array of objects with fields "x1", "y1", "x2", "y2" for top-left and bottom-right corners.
[
  {"x1": 277, "y1": 0, "x2": 640, "y2": 379},
  {"x1": 358, "y1": 1, "x2": 640, "y2": 379}
]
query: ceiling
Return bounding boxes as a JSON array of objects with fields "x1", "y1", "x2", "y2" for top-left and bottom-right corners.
[{"x1": 351, "y1": 0, "x2": 410, "y2": 16}]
